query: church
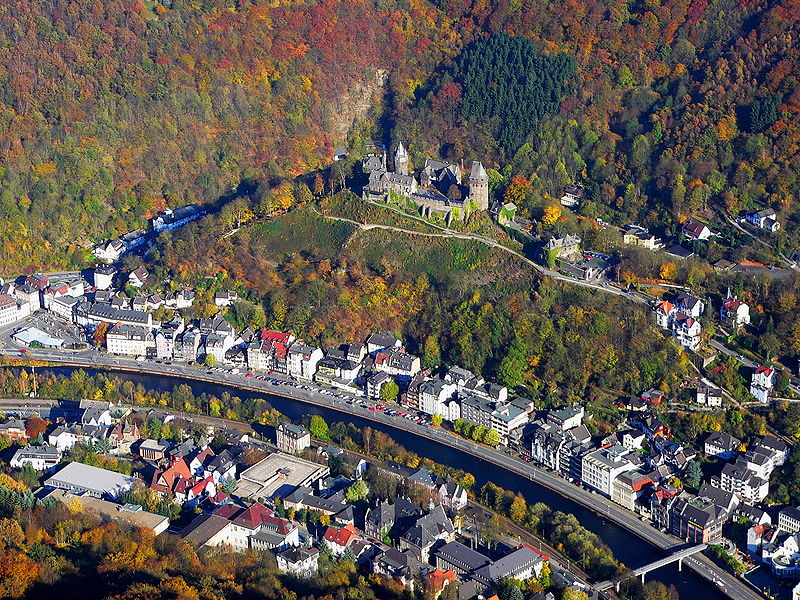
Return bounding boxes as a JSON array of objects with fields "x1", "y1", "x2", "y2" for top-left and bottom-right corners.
[{"x1": 362, "y1": 141, "x2": 489, "y2": 222}]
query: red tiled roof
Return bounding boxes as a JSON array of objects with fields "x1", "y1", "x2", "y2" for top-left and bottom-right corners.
[
  {"x1": 232, "y1": 502, "x2": 275, "y2": 529},
  {"x1": 424, "y1": 569, "x2": 456, "y2": 592},
  {"x1": 323, "y1": 524, "x2": 359, "y2": 547},
  {"x1": 756, "y1": 365, "x2": 774, "y2": 376},
  {"x1": 260, "y1": 329, "x2": 291, "y2": 343},
  {"x1": 213, "y1": 503, "x2": 244, "y2": 520},
  {"x1": 656, "y1": 300, "x2": 674, "y2": 314}
]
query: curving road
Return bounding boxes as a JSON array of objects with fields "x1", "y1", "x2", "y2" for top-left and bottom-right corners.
[{"x1": 0, "y1": 343, "x2": 760, "y2": 600}]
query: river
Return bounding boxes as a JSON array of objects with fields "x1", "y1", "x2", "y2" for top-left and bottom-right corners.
[{"x1": 27, "y1": 366, "x2": 747, "y2": 599}]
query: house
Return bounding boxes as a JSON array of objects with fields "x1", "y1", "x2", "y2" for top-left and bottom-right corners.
[
  {"x1": 93, "y1": 265, "x2": 117, "y2": 290},
  {"x1": 138, "y1": 439, "x2": 170, "y2": 462},
  {"x1": 720, "y1": 290, "x2": 751, "y2": 330},
  {"x1": 276, "y1": 422, "x2": 310, "y2": 454},
  {"x1": 418, "y1": 379, "x2": 459, "y2": 421},
  {"x1": 672, "y1": 313, "x2": 702, "y2": 351},
  {"x1": 287, "y1": 342, "x2": 323, "y2": 380},
  {"x1": 623, "y1": 224, "x2": 662, "y2": 250},
  {"x1": 681, "y1": 219, "x2": 712, "y2": 240},
  {"x1": 423, "y1": 569, "x2": 457, "y2": 599},
  {"x1": 315, "y1": 357, "x2": 361, "y2": 387},
  {"x1": 763, "y1": 533, "x2": 800, "y2": 578},
  {"x1": 374, "y1": 348, "x2": 421, "y2": 381},
  {"x1": 751, "y1": 365, "x2": 776, "y2": 403},
  {"x1": 277, "y1": 546, "x2": 320, "y2": 578},
  {"x1": 10, "y1": 445, "x2": 62, "y2": 470},
  {"x1": 543, "y1": 234, "x2": 581, "y2": 260},
  {"x1": 155, "y1": 318, "x2": 185, "y2": 360},
  {"x1": 365, "y1": 332, "x2": 402, "y2": 355},
  {"x1": 560, "y1": 184, "x2": 584, "y2": 208},
  {"x1": 108, "y1": 422, "x2": 141, "y2": 455},
  {"x1": 152, "y1": 204, "x2": 206, "y2": 232},
  {"x1": 366, "y1": 371, "x2": 392, "y2": 399},
  {"x1": 45, "y1": 462, "x2": 135, "y2": 499},
  {"x1": 0, "y1": 419, "x2": 29, "y2": 442},
  {"x1": 779, "y1": 507, "x2": 800, "y2": 534},
  {"x1": 247, "y1": 330, "x2": 296, "y2": 373},
  {"x1": 438, "y1": 479, "x2": 468, "y2": 511},
  {"x1": 675, "y1": 292, "x2": 704, "y2": 318},
  {"x1": 128, "y1": 266, "x2": 149, "y2": 288},
  {"x1": 745, "y1": 208, "x2": 781, "y2": 232},
  {"x1": 695, "y1": 386, "x2": 723, "y2": 407},
  {"x1": 704, "y1": 432, "x2": 741, "y2": 459},
  {"x1": 106, "y1": 324, "x2": 152, "y2": 357},
  {"x1": 372, "y1": 548, "x2": 429, "y2": 589},
  {"x1": 654, "y1": 300, "x2": 675, "y2": 330},
  {"x1": 214, "y1": 290, "x2": 239, "y2": 307},
  {"x1": 664, "y1": 245, "x2": 695, "y2": 260},
  {"x1": 205, "y1": 333, "x2": 235, "y2": 364},
  {"x1": 323, "y1": 523, "x2": 360, "y2": 556},
  {"x1": 559, "y1": 253, "x2": 614, "y2": 281}
]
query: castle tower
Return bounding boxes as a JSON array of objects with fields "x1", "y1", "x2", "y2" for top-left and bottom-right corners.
[
  {"x1": 469, "y1": 160, "x2": 489, "y2": 211},
  {"x1": 394, "y1": 141, "x2": 409, "y2": 176}
]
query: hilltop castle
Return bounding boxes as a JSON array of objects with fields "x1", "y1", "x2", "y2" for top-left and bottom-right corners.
[{"x1": 362, "y1": 141, "x2": 489, "y2": 221}]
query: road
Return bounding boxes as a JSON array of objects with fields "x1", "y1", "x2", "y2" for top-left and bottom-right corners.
[{"x1": 0, "y1": 343, "x2": 760, "y2": 600}]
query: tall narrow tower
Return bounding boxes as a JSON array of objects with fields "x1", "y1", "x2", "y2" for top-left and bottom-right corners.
[
  {"x1": 469, "y1": 160, "x2": 489, "y2": 211},
  {"x1": 394, "y1": 141, "x2": 409, "y2": 176}
]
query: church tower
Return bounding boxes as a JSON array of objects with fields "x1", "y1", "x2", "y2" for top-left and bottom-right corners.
[
  {"x1": 469, "y1": 160, "x2": 489, "y2": 211},
  {"x1": 394, "y1": 141, "x2": 409, "y2": 176}
]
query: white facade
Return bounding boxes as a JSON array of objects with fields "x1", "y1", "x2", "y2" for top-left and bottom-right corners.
[
  {"x1": 10, "y1": 445, "x2": 62, "y2": 470},
  {"x1": 418, "y1": 380, "x2": 458, "y2": 419},
  {"x1": 287, "y1": 343, "x2": 323, "y2": 380},
  {"x1": 581, "y1": 446, "x2": 638, "y2": 497},
  {"x1": 107, "y1": 324, "x2": 151, "y2": 356},
  {"x1": 672, "y1": 313, "x2": 702, "y2": 351},
  {"x1": 0, "y1": 294, "x2": 30, "y2": 327},
  {"x1": 751, "y1": 366, "x2": 776, "y2": 403}
]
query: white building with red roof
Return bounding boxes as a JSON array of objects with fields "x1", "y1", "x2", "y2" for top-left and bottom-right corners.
[
  {"x1": 751, "y1": 365, "x2": 776, "y2": 403},
  {"x1": 654, "y1": 300, "x2": 676, "y2": 330},
  {"x1": 720, "y1": 290, "x2": 751, "y2": 330},
  {"x1": 323, "y1": 523, "x2": 361, "y2": 556}
]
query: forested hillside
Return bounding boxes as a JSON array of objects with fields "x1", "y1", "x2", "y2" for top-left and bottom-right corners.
[
  {"x1": 0, "y1": 0, "x2": 456, "y2": 271},
  {"x1": 1, "y1": 0, "x2": 799, "y2": 271}
]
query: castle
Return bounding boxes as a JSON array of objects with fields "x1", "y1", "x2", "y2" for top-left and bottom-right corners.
[{"x1": 362, "y1": 141, "x2": 489, "y2": 221}]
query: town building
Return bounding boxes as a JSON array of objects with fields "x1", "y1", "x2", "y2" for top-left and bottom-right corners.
[
  {"x1": 152, "y1": 204, "x2": 206, "y2": 232},
  {"x1": 45, "y1": 488, "x2": 170, "y2": 534},
  {"x1": 287, "y1": 342, "x2": 323, "y2": 380},
  {"x1": 695, "y1": 386, "x2": 723, "y2": 407},
  {"x1": 374, "y1": 348, "x2": 421, "y2": 381},
  {"x1": 672, "y1": 313, "x2": 702, "y2": 351},
  {"x1": 365, "y1": 333, "x2": 402, "y2": 355},
  {"x1": 751, "y1": 365, "x2": 776, "y2": 403},
  {"x1": 0, "y1": 294, "x2": 30, "y2": 327},
  {"x1": 44, "y1": 462, "x2": 135, "y2": 499},
  {"x1": 622, "y1": 224, "x2": 662, "y2": 250},
  {"x1": 235, "y1": 452, "x2": 329, "y2": 500},
  {"x1": 365, "y1": 371, "x2": 392, "y2": 399},
  {"x1": 418, "y1": 379, "x2": 459, "y2": 421},
  {"x1": 779, "y1": 507, "x2": 800, "y2": 534},
  {"x1": 94, "y1": 265, "x2": 117, "y2": 290},
  {"x1": 106, "y1": 323, "x2": 152, "y2": 357},
  {"x1": 705, "y1": 432, "x2": 741, "y2": 460},
  {"x1": 720, "y1": 290, "x2": 751, "y2": 330},
  {"x1": 459, "y1": 393, "x2": 528, "y2": 444},
  {"x1": 277, "y1": 546, "x2": 320, "y2": 578},
  {"x1": 681, "y1": 219, "x2": 712, "y2": 240},
  {"x1": 543, "y1": 234, "x2": 581, "y2": 260},
  {"x1": 713, "y1": 458, "x2": 769, "y2": 503},
  {"x1": 276, "y1": 423, "x2": 311, "y2": 454},
  {"x1": 668, "y1": 489, "x2": 732, "y2": 543},
  {"x1": 745, "y1": 208, "x2": 781, "y2": 232},
  {"x1": 10, "y1": 445, "x2": 62, "y2": 470},
  {"x1": 580, "y1": 445, "x2": 639, "y2": 497},
  {"x1": 611, "y1": 471, "x2": 654, "y2": 511}
]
